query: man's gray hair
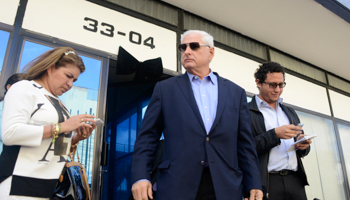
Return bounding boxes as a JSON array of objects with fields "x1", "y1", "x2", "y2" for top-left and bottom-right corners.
[{"x1": 181, "y1": 30, "x2": 214, "y2": 47}]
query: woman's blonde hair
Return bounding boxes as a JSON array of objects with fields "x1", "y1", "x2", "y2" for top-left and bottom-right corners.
[{"x1": 22, "y1": 46, "x2": 85, "y2": 80}]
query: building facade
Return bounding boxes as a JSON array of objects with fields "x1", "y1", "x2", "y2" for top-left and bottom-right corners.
[{"x1": 0, "y1": 0, "x2": 350, "y2": 199}]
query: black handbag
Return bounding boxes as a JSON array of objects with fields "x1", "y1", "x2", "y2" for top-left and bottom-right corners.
[{"x1": 52, "y1": 147, "x2": 91, "y2": 200}]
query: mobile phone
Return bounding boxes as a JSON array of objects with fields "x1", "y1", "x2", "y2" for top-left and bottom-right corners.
[
  {"x1": 87, "y1": 118, "x2": 104, "y2": 126},
  {"x1": 296, "y1": 123, "x2": 307, "y2": 143}
]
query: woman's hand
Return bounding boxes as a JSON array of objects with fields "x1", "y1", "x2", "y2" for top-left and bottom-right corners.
[
  {"x1": 42, "y1": 114, "x2": 96, "y2": 140},
  {"x1": 60, "y1": 114, "x2": 95, "y2": 134},
  {"x1": 75, "y1": 123, "x2": 96, "y2": 141}
]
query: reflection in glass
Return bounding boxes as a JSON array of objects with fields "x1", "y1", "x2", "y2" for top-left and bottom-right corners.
[
  {"x1": 0, "y1": 101, "x2": 3, "y2": 153},
  {"x1": 113, "y1": 109, "x2": 137, "y2": 198},
  {"x1": 103, "y1": 80, "x2": 154, "y2": 200},
  {"x1": 336, "y1": 0, "x2": 350, "y2": 10},
  {"x1": 17, "y1": 41, "x2": 102, "y2": 183},
  {"x1": 338, "y1": 124, "x2": 350, "y2": 187},
  {"x1": 59, "y1": 54, "x2": 101, "y2": 183},
  {"x1": 0, "y1": 30, "x2": 10, "y2": 74},
  {"x1": 296, "y1": 111, "x2": 347, "y2": 200},
  {"x1": 116, "y1": 111, "x2": 137, "y2": 154},
  {"x1": 19, "y1": 41, "x2": 52, "y2": 72}
]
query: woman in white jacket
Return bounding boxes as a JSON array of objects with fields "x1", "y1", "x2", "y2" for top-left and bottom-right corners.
[{"x1": 0, "y1": 47, "x2": 96, "y2": 199}]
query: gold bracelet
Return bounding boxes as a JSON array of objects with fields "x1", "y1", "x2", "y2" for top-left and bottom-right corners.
[
  {"x1": 58, "y1": 123, "x2": 61, "y2": 134},
  {"x1": 52, "y1": 123, "x2": 59, "y2": 143}
]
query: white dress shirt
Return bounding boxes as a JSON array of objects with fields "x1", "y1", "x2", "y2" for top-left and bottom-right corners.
[
  {"x1": 187, "y1": 70, "x2": 218, "y2": 134},
  {"x1": 255, "y1": 95, "x2": 298, "y2": 172}
]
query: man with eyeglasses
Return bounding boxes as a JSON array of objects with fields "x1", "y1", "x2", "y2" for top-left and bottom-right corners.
[
  {"x1": 248, "y1": 62, "x2": 311, "y2": 200},
  {"x1": 131, "y1": 30, "x2": 263, "y2": 200}
]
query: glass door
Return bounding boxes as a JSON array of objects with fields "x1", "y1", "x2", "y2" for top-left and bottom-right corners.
[
  {"x1": 101, "y1": 56, "x2": 170, "y2": 199},
  {"x1": 102, "y1": 80, "x2": 153, "y2": 200}
]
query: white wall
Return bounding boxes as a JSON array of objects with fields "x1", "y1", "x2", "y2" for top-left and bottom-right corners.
[
  {"x1": 22, "y1": 0, "x2": 177, "y2": 71},
  {"x1": 0, "y1": 0, "x2": 19, "y2": 26},
  {"x1": 210, "y1": 47, "x2": 259, "y2": 93},
  {"x1": 283, "y1": 74, "x2": 330, "y2": 116},
  {"x1": 207, "y1": 47, "x2": 331, "y2": 116},
  {"x1": 329, "y1": 90, "x2": 350, "y2": 121}
]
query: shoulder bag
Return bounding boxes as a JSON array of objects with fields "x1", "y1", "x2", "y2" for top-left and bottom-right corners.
[{"x1": 52, "y1": 147, "x2": 91, "y2": 200}]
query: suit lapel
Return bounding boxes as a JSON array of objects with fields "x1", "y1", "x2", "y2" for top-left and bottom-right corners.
[
  {"x1": 176, "y1": 73, "x2": 206, "y2": 132},
  {"x1": 210, "y1": 74, "x2": 228, "y2": 132}
]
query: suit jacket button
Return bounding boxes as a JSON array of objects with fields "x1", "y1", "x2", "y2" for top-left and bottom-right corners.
[
  {"x1": 201, "y1": 161, "x2": 205, "y2": 166},
  {"x1": 206, "y1": 137, "x2": 209, "y2": 142}
]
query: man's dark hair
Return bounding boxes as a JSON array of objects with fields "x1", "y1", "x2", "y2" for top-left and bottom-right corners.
[
  {"x1": 254, "y1": 62, "x2": 285, "y2": 83},
  {"x1": 1, "y1": 73, "x2": 23, "y2": 101},
  {"x1": 4, "y1": 73, "x2": 23, "y2": 94}
]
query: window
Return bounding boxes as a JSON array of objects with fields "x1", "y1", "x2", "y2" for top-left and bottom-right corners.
[
  {"x1": 0, "y1": 29, "x2": 10, "y2": 74},
  {"x1": 296, "y1": 111, "x2": 347, "y2": 200},
  {"x1": 60, "y1": 55, "x2": 101, "y2": 183},
  {"x1": 116, "y1": 109, "x2": 137, "y2": 154},
  {"x1": 336, "y1": 0, "x2": 350, "y2": 9},
  {"x1": 338, "y1": 123, "x2": 350, "y2": 187},
  {"x1": 0, "y1": 29, "x2": 11, "y2": 154},
  {"x1": 18, "y1": 41, "x2": 52, "y2": 72}
]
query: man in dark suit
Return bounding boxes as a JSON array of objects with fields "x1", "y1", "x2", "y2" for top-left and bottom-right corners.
[{"x1": 131, "y1": 30, "x2": 263, "y2": 200}]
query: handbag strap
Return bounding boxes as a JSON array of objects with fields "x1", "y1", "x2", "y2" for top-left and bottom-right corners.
[
  {"x1": 69, "y1": 143, "x2": 91, "y2": 200},
  {"x1": 69, "y1": 145, "x2": 80, "y2": 163}
]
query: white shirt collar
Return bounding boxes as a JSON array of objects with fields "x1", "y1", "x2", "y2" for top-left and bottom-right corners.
[{"x1": 255, "y1": 94, "x2": 284, "y2": 109}]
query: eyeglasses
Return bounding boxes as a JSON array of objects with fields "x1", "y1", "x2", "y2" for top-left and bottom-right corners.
[
  {"x1": 262, "y1": 81, "x2": 286, "y2": 89},
  {"x1": 178, "y1": 42, "x2": 210, "y2": 52}
]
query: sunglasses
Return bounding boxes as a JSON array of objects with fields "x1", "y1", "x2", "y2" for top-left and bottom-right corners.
[
  {"x1": 262, "y1": 81, "x2": 286, "y2": 89},
  {"x1": 178, "y1": 42, "x2": 210, "y2": 52}
]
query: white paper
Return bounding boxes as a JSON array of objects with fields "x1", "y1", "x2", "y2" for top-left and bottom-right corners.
[{"x1": 287, "y1": 134, "x2": 317, "y2": 152}]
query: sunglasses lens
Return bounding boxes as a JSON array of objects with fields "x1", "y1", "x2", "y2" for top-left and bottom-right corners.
[
  {"x1": 178, "y1": 44, "x2": 187, "y2": 51},
  {"x1": 178, "y1": 42, "x2": 202, "y2": 51},
  {"x1": 189, "y1": 42, "x2": 200, "y2": 50}
]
